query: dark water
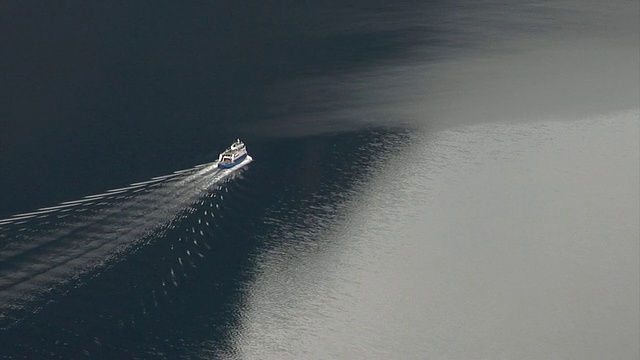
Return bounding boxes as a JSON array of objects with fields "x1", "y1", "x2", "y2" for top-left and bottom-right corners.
[{"x1": 1, "y1": 1, "x2": 638, "y2": 359}]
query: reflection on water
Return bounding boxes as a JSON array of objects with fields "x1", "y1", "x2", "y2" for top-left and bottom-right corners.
[
  {"x1": 0, "y1": 0, "x2": 637, "y2": 358},
  {"x1": 0, "y1": 130, "x2": 411, "y2": 358},
  {"x1": 3, "y1": 113, "x2": 637, "y2": 359},
  {"x1": 223, "y1": 112, "x2": 639, "y2": 359}
]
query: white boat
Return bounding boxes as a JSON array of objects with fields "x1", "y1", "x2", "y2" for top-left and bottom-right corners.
[{"x1": 217, "y1": 139, "x2": 248, "y2": 169}]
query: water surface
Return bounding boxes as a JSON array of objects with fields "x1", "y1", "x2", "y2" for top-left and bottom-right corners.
[{"x1": 0, "y1": 0, "x2": 638, "y2": 358}]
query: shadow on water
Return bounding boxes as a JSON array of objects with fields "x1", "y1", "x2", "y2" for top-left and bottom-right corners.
[
  {"x1": 2, "y1": 0, "x2": 636, "y2": 357},
  {"x1": 0, "y1": 129, "x2": 413, "y2": 358},
  {"x1": 0, "y1": 0, "x2": 432, "y2": 218}
]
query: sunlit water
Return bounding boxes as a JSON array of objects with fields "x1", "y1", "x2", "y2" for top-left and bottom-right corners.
[
  {"x1": 0, "y1": 0, "x2": 638, "y2": 358},
  {"x1": 223, "y1": 112, "x2": 639, "y2": 359}
]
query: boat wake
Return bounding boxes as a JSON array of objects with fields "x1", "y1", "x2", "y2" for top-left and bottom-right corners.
[{"x1": 0, "y1": 156, "x2": 252, "y2": 329}]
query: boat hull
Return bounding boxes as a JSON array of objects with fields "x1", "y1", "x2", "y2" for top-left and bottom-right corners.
[{"x1": 217, "y1": 153, "x2": 248, "y2": 169}]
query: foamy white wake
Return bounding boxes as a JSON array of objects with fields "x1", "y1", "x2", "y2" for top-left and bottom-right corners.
[{"x1": 0, "y1": 156, "x2": 252, "y2": 328}]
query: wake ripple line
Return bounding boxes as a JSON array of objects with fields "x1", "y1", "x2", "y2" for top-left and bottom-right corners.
[{"x1": 0, "y1": 159, "x2": 251, "y2": 328}]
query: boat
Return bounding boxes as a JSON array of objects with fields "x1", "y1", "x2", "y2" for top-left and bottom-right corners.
[{"x1": 217, "y1": 139, "x2": 248, "y2": 169}]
